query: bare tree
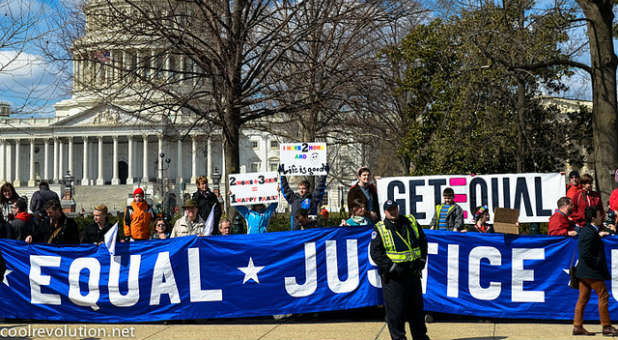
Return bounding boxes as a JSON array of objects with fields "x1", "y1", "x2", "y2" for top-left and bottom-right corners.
[{"x1": 0, "y1": 0, "x2": 59, "y2": 115}]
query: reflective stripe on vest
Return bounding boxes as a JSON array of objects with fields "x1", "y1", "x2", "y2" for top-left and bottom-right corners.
[
  {"x1": 375, "y1": 215, "x2": 422, "y2": 263},
  {"x1": 435, "y1": 204, "x2": 455, "y2": 228}
]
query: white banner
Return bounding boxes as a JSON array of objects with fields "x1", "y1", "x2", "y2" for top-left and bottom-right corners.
[
  {"x1": 279, "y1": 142, "x2": 327, "y2": 176},
  {"x1": 229, "y1": 172, "x2": 279, "y2": 206},
  {"x1": 377, "y1": 173, "x2": 566, "y2": 225}
]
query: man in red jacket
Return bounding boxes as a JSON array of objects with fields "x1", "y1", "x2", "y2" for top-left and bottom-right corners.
[
  {"x1": 566, "y1": 170, "x2": 581, "y2": 200},
  {"x1": 548, "y1": 197, "x2": 577, "y2": 236},
  {"x1": 570, "y1": 174, "x2": 604, "y2": 227}
]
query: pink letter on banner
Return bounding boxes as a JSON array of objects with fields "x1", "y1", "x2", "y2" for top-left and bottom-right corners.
[
  {"x1": 454, "y1": 194, "x2": 467, "y2": 203},
  {"x1": 450, "y1": 177, "x2": 467, "y2": 186}
]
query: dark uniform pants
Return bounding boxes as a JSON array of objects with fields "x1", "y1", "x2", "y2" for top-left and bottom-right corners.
[{"x1": 382, "y1": 272, "x2": 428, "y2": 340}]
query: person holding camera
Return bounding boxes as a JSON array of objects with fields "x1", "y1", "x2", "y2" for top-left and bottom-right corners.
[{"x1": 370, "y1": 200, "x2": 429, "y2": 340}]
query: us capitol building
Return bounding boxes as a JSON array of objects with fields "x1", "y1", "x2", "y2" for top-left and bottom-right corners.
[{"x1": 0, "y1": 1, "x2": 351, "y2": 213}]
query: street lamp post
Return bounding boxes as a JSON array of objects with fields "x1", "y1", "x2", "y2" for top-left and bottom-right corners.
[
  {"x1": 61, "y1": 170, "x2": 76, "y2": 214},
  {"x1": 211, "y1": 167, "x2": 221, "y2": 190},
  {"x1": 157, "y1": 152, "x2": 172, "y2": 218}
]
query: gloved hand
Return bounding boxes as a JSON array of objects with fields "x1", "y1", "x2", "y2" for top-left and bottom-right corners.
[
  {"x1": 411, "y1": 258, "x2": 426, "y2": 277},
  {"x1": 278, "y1": 164, "x2": 285, "y2": 174},
  {"x1": 389, "y1": 263, "x2": 405, "y2": 279},
  {"x1": 324, "y1": 163, "x2": 330, "y2": 174}
]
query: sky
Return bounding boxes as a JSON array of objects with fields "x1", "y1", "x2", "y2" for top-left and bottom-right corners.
[{"x1": 0, "y1": 0, "x2": 612, "y2": 117}]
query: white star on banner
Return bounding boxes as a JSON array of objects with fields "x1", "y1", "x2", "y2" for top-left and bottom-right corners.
[
  {"x1": 2, "y1": 268, "x2": 11, "y2": 287},
  {"x1": 238, "y1": 257, "x2": 265, "y2": 284}
]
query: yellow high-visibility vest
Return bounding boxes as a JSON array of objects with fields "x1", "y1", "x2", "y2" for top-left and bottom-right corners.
[{"x1": 375, "y1": 215, "x2": 421, "y2": 263}]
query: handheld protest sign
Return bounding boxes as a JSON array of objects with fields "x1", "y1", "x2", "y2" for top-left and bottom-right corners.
[
  {"x1": 279, "y1": 142, "x2": 327, "y2": 176},
  {"x1": 229, "y1": 172, "x2": 279, "y2": 206}
]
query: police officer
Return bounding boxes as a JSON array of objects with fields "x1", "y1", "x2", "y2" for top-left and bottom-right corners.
[{"x1": 370, "y1": 200, "x2": 429, "y2": 340}]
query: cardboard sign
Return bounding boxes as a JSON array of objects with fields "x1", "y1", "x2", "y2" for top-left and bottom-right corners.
[
  {"x1": 279, "y1": 142, "x2": 327, "y2": 176},
  {"x1": 229, "y1": 172, "x2": 279, "y2": 206},
  {"x1": 493, "y1": 208, "x2": 520, "y2": 234}
]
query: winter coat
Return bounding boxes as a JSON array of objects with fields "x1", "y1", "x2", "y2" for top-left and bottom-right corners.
[
  {"x1": 576, "y1": 224, "x2": 610, "y2": 281},
  {"x1": 280, "y1": 175, "x2": 327, "y2": 230},
  {"x1": 192, "y1": 189, "x2": 222, "y2": 231},
  {"x1": 236, "y1": 203, "x2": 278, "y2": 234}
]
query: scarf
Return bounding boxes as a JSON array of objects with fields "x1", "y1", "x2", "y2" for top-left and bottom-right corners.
[{"x1": 15, "y1": 211, "x2": 31, "y2": 223}]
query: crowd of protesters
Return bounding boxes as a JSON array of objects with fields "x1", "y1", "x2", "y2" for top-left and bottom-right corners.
[{"x1": 2, "y1": 166, "x2": 618, "y2": 245}]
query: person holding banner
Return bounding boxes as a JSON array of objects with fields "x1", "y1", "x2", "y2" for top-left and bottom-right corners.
[
  {"x1": 171, "y1": 199, "x2": 209, "y2": 237},
  {"x1": 429, "y1": 188, "x2": 464, "y2": 231},
  {"x1": 82, "y1": 204, "x2": 113, "y2": 245},
  {"x1": 279, "y1": 164, "x2": 328, "y2": 230},
  {"x1": 235, "y1": 203, "x2": 278, "y2": 234},
  {"x1": 548, "y1": 197, "x2": 577, "y2": 236},
  {"x1": 570, "y1": 174, "x2": 604, "y2": 228},
  {"x1": 572, "y1": 206, "x2": 617, "y2": 336},
  {"x1": 348, "y1": 167, "x2": 380, "y2": 223},
  {"x1": 193, "y1": 176, "x2": 222, "y2": 232},
  {"x1": 341, "y1": 199, "x2": 372, "y2": 226},
  {"x1": 26, "y1": 199, "x2": 79, "y2": 244},
  {"x1": 370, "y1": 200, "x2": 429, "y2": 340},
  {"x1": 469, "y1": 206, "x2": 494, "y2": 233},
  {"x1": 123, "y1": 188, "x2": 155, "y2": 241},
  {"x1": 566, "y1": 170, "x2": 581, "y2": 200}
]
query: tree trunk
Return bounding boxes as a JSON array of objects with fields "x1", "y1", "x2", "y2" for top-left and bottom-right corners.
[
  {"x1": 577, "y1": 0, "x2": 618, "y2": 199},
  {"x1": 516, "y1": 77, "x2": 526, "y2": 173}
]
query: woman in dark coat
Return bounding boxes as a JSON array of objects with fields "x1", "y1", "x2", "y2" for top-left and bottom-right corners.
[{"x1": 572, "y1": 206, "x2": 617, "y2": 336}]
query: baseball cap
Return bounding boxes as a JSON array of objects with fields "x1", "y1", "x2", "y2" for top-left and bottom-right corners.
[{"x1": 383, "y1": 200, "x2": 399, "y2": 211}]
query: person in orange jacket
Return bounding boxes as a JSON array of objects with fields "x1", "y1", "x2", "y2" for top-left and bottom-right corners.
[{"x1": 123, "y1": 187, "x2": 154, "y2": 241}]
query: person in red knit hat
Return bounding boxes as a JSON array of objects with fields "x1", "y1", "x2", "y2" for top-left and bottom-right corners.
[
  {"x1": 123, "y1": 187, "x2": 154, "y2": 241},
  {"x1": 548, "y1": 197, "x2": 577, "y2": 236}
]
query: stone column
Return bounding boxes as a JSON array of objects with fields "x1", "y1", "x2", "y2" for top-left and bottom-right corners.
[
  {"x1": 221, "y1": 138, "x2": 226, "y2": 189},
  {"x1": 13, "y1": 139, "x2": 20, "y2": 187},
  {"x1": 112, "y1": 136, "x2": 119, "y2": 184},
  {"x1": 28, "y1": 138, "x2": 35, "y2": 186},
  {"x1": 0, "y1": 139, "x2": 5, "y2": 183},
  {"x1": 44, "y1": 139, "x2": 49, "y2": 181},
  {"x1": 207, "y1": 137, "x2": 212, "y2": 184},
  {"x1": 157, "y1": 135, "x2": 163, "y2": 180},
  {"x1": 142, "y1": 135, "x2": 149, "y2": 182},
  {"x1": 262, "y1": 134, "x2": 269, "y2": 172},
  {"x1": 176, "y1": 138, "x2": 183, "y2": 184},
  {"x1": 5, "y1": 141, "x2": 12, "y2": 184},
  {"x1": 96, "y1": 136, "x2": 104, "y2": 185},
  {"x1": 68, "y1": 137, "x2": 73, "y2": 175},
  {"x1": 135, "y1": 50, "x2": 142, "y2": 78},
  {"x1": 58, "y1": 138, "x2": 64, "y2": 180},
  {"x1": 191, "y1": 135, "x2": 197, "y2": 183},
  {"x1": 81, "y1": 137, "x2": 89, "y2": 185},
  {"x1": 127, "y1": 135, "x2": 134, "y2": 184},
  {"x1": 53, "y1": 138, "x2": 59, "y2": 183}
]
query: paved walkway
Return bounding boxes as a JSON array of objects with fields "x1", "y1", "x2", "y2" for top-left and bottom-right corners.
[{"x1": 0, "y1": 321, "x2": 614, "y2": 340}]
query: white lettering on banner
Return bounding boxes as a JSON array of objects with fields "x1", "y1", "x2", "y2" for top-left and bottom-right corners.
[
  {"x1": 30, "y1": 255, "x2": 62, "y2": 305},
  {"x1": 511, "y1": 248, "x2": 545, "y2": 302},
  {"x1": 188, "y1": 248, "x2": 222, "y2": 302},
  {"x1": 422, "y1": 243, "x2": 438, "y2": 294},
  {"x1": 149, "y1": 252, "x2": 180, "y2": 305},
  {"x1": 285, "y1": 243, "x2": 317, "y2": 297},
  {"x1": 109, "y1": 255, "x2": 141, "y2": 307},
  {"x1": 68, "y1": 258, "x2": 101, "y2": 310},
  {"x1": 469, "y1": 246, "x2": 502, "y2": 300},
  {"x1": 447, "y1": 244, "x2": 459, "y2": 298},
  {"x1": 367, "y1": 244, "x2": 381, "y2": 288},
  {"x1": 325, "y1": 240, "x2": 359, "y2": 293}
]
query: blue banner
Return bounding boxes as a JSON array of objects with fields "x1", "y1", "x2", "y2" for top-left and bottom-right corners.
[{"x1": 0, "y1": 228, "x2": 615, "y2": 322}]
